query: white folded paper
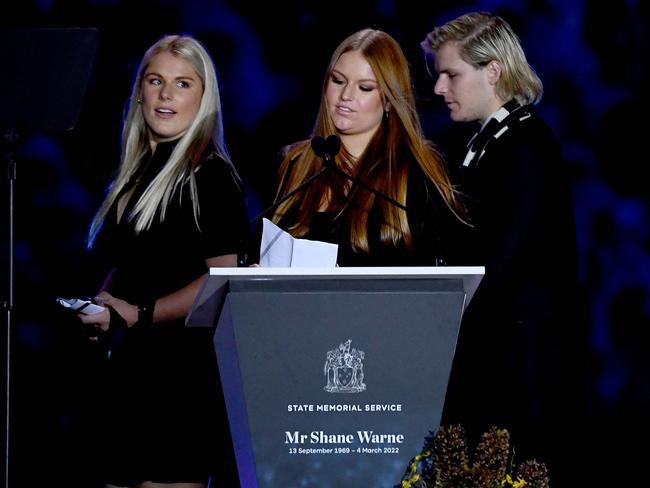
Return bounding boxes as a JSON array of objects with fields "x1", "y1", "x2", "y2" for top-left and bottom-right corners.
[{"x1": 260, "y1": 218, "x2": 338, "y2": 267}]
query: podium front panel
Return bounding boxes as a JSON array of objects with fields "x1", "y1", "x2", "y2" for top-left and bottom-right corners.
[{"x1": 213, "y1": 277, "x2": 465, "y2": 488}]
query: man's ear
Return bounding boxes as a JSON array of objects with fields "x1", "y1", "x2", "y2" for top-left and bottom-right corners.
[{"x1": 486, "y1": 60, "x2": 502, "y2": 86}]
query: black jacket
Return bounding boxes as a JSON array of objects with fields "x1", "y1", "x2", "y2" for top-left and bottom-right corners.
[{"x1": 442, "y1": 104, "x2": 581, "y2": 476}]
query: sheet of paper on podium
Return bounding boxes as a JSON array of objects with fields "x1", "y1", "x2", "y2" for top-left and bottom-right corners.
[{"x1": 260, "y1": 218, "x2": 338, "y2": 267}]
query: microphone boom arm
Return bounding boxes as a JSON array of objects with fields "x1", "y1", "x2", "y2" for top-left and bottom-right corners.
[
  {"x1": 327, "y1": 162, "x2": 407, "y2": 211},
  {"x1": 239, "y1": 165, "x2": 332, "y2": 266},
  {"x1": 314, "y1": 135, "x2": 407, "y2": 211},
  {"x1": 248, "y1": 165, "x2": 332, "y2": 225}
]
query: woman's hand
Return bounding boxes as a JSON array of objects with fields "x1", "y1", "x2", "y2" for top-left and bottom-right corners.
[
  {"x1": 78, "y1": 292, "x2": 138, "y2": 340},
  {"x1": 95, "y1": 291, "x2": 139, "y2": 327},
  {"x1": 77, "y1": 304, "x2": 110, "y2": 341}
]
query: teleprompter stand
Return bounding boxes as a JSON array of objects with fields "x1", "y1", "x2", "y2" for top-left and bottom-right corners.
[{"x1": 0, "y1": 28, "x2": 98, "y2": 488}]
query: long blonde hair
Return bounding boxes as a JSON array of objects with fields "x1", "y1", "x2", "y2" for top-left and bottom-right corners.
[
  {"x1": 88, "y1": 34, "x2": 233, "y2": 247},
  {"x1": 273, "y1": 28, "x2": 463, "y2": 252}
]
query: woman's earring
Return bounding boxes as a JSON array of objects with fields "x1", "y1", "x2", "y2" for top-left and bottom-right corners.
[
  {"x1": 136, "y1": 98, "x2": 143, "y2": 104},
  {"x1": 383, "y1": 109, "x2": 390, "y2": 121}
]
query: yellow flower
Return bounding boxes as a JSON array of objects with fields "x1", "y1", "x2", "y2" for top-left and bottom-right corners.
[
  {"x1": 502, "y1": 474, "x2": 527, "y2": 487},
  {"x1": 402, "y1": 473, "x2": 421, "y2": 488},
  {"x1": 512, "y1": 477, "x2": 527, "y2": 488}
]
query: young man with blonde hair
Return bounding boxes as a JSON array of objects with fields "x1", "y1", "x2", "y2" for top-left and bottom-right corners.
[{"x1": 422, "y1": 11, "x2": 582, "y2": 483}]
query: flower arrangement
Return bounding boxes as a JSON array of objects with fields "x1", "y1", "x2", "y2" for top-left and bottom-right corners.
[{"x1": 398, "y1": 425, "x2": 550, "y2": 488}]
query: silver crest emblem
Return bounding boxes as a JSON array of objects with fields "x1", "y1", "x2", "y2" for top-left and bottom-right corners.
[{"x1": 323, "y1": 339, "x2": 366, "y2": 393}]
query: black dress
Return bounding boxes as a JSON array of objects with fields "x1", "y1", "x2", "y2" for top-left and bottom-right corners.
[
  {"x1": 277, "y1": 160, "x2": 461, "y2": 267},
  {"x1": 92, "y1": 140, "x2": 247, "y2": 485}
]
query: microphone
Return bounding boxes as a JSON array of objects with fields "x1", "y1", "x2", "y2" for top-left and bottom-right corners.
[
  {"x1": 313, "y1": 135, "x2": 407, "y2": 211},
  {"x1": 311, "y1": 135, "x2": 341, "y2": 166}
]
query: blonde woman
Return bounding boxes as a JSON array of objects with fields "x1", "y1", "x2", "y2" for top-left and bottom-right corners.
[{"x1": 80, "y1": 35, "x2": 246, "y2": 487}]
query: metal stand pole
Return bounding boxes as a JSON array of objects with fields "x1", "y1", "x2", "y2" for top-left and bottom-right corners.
[{"x1": 3, "y1": 130, "x2": 16, "y2": 488}]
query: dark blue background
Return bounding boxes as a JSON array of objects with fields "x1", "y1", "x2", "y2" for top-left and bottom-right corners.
[{"x1": 2, "y1": 0, "x2": 648, "y2": 486}]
